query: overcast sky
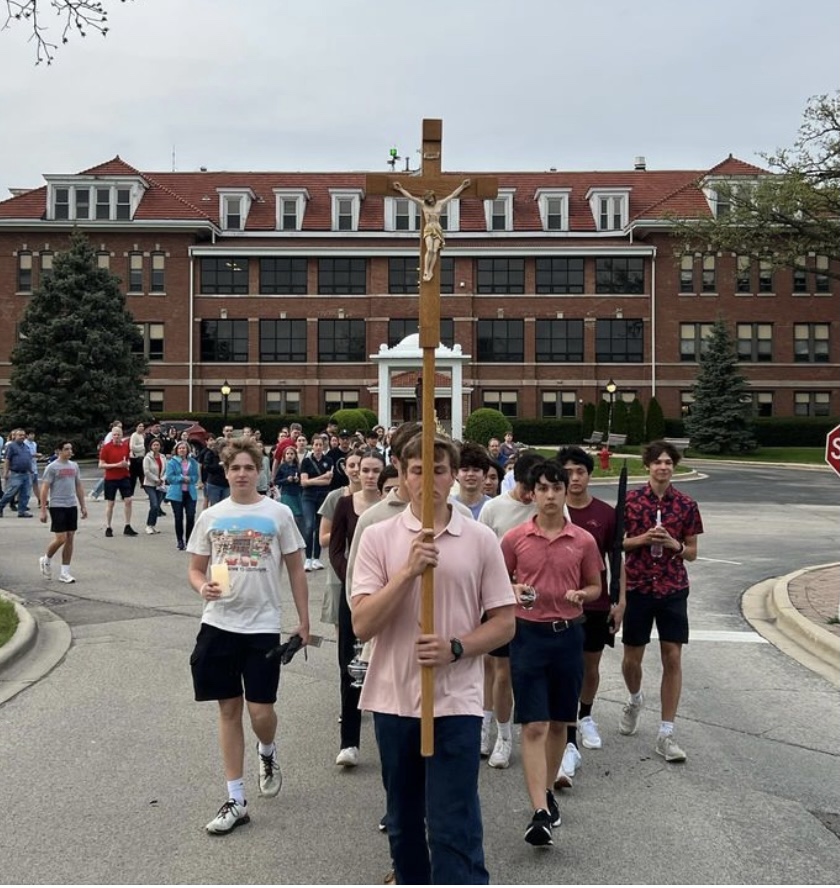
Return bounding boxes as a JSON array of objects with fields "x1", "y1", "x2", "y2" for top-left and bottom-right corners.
[{"x1": 1, "y1": 0, "x2": 838, "y2": 195}]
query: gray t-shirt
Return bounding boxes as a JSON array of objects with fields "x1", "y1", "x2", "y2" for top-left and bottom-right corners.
[
  {"x1": 41, "y1": 459, "x2": 81, "y2": 507},
  {"x1": 478, "y1": 492, "x2": 536, "y2": 539}
]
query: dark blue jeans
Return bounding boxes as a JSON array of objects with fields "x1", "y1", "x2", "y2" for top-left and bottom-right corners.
[
  {"x1": 170, "y1": 494, "x2": 196, "y2": 546},
  {"x1": 0, "y1": 471, "x2": 32, "y2": 515},
  {"x1": 143, "y1": 486, "x2": 165, "y2": 527},
  {"x1": 373, "y1": 713, "x2": 488, "y2": 885},
  {"x1": 301, "y1": 496, "x2": 324, "y2": 559}
]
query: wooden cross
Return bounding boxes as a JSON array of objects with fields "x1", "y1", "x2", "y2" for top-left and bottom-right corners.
[{"x1": 366, "y1": 120, "x2": 498, "y2": 756}]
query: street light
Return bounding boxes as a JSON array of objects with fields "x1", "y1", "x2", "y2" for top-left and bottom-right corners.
[
  {"x1": 220, "y1": 379, "x2": 231, "y2": 426},
  {"x1": 605, "y1": 378, "x2": 617, "y2": 438}
]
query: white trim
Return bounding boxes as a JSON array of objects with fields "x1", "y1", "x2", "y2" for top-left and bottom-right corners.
[
  {"x1": 329, "y1": 188, "x2": 364, "y2": 231},
  {"x1": 217, "y1": 188, "x2": 255, "y2": 231},
  {"x1": 586, "y1": 187, "x2": 631, "y2": 231},
  {"x1": 188, "y1": 244, "x2": 657, "y2": 258},
  {"x1": 273, "y1": 188, "x2": 309, "y2": 231},
  {"x1": 534, "y1": 188, "x2": 571, "y2": 232},
  {"x1": 384, "y1": 197, "x2": 420, "y2": 232},
  {"x1": 485, "y1": 188, "x2": 515, "y2": 231},
  {"x1": 44, "y1": 179, "x2": 146, "y2": 222}
]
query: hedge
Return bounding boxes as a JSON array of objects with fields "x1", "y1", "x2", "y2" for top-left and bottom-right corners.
[{"x1": 510, "y1": 419, "x2": 583, "y2": 446}]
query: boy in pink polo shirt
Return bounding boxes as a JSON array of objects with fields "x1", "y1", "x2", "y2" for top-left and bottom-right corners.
[{"x1": 352, "y1": 435, "x2": 516, "y2": 885}]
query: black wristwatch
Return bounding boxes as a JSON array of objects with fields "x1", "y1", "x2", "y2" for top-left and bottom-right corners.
[{"x1": 450, "y1": 638, "x2": 464, "y2": 662}]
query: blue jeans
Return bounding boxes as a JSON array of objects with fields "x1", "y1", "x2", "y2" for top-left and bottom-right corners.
[
  {"x1": 301, "y1": 496, "x2": 324, "y2": 560},
  {"x1": 205, "y1": 482, "x2": 229, "y2": 506},
  {"x1": 91, "y1": 476, "x2": 105, "y2": 498},
  {"x1": 143, "y1": 486, "x2": 165, "y2": 527},
  {"x1": 373, "y1": 713, "x2": 488, "y2": 885},
  {"x1": 0, "y1": 471, "x2": 32, "y2": 515},
  {"x1": 170, "y1": 494, "x2": 196, "y2": 546}
]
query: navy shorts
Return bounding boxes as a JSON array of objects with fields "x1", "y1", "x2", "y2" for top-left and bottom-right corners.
[
  {"x1": 104, "y1": 477, "x2": 132, "y2": 501},
  {"x1": 510, "y1": 619, "x2": 584, "y2": 724},
  {"x1": 582, "y1": 609, "x2": 616, "y2": 653},
  {"x1": 49, "y1": 506, "x2": 78, "y2": 534},
  {"x1": 622, "y1": 588, "x2": 689, "y2": 646},
  {"x1": 190, "y1": 623, "x2": 281, "y2": 704}
]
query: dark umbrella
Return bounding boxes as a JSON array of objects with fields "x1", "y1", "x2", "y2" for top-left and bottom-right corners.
[{"x1": 610, "y1": 460, "x2": 628, "y2": 605}]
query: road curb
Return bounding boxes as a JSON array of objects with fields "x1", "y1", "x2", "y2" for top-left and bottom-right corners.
[{"x1": 0, "y1": 590, "x2": 38, "y2": 671}]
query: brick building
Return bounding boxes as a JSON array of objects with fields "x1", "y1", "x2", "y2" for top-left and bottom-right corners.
[{"x1": 0, "y1": 155, "x2": 837, "y2": 424}]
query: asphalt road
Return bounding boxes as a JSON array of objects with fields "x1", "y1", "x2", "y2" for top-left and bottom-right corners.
[{"x1": 0, "y1": 464, "x2": 839, "y2": 884}]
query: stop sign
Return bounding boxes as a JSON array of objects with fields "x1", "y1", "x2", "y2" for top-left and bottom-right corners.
[{"x1": 826, "y1": 424, "x2": 840, "y2": 478}]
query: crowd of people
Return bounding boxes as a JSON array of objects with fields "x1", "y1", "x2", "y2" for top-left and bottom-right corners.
[{"x1": 18, "y1": 416, "x2": 702, "y2": 883}]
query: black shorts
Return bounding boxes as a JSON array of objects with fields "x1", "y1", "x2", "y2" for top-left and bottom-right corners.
[
  {"x1": 510, "y1": 619, "x2": 584, "y2": 724},
  {"x1": 49, "y1": 506, "x2": 78, "y2": 534},
  {"x1": 104, "y1": 477, "x2": 133, "y2": 501},
  {"x1": 582, "y1": 609, "x2": 616, "y2": 653},
  {"x1": 622, "y1": 588, "x2": 689, "y2": 646},
  {"x1": 190, "y1": 623, "x2": 281, "y2": 704}
]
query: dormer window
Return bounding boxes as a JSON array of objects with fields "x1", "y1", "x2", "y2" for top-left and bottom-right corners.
[
  {"x1": 218, "y1": 189, "x2": 255, "y2": 231},
  {"x1": 535, "y1": 188, "x2": 571, "y2": 232},
  {"x1": 485, "y1": 189, "x2": 515, "y2": 231},
  {"x1": 330, "y1": 189, "x2": 364, "y2": 232},
  {"x1": 273, "y1": 188, "x2": 309, "y2": 231},
  {"x1": 46, "y1": 177, "x2": 145, "y2": 222},
  {"x1": 587, "y1": 188, "x2": 630, "y2": 231},
  {"x1": 702, "y1": 177, "x2": 757, "y2": 218}
]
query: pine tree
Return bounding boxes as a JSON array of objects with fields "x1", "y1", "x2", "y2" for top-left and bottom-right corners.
[
  {"x1": 581, "y1": 402, "x2": 596, "y2": 438},
  {"x1": 645, "y1": 396, "x2": 665, "y2": 442},
  {"x1": 685, "y1": 319, "x2": 756, "y2": 454},
  {"x1": 611, "y1": 399, "x2": 628, "y2": 435},
  {"x1": 627, "y1": 398, "x2": 645, "y2": 445},
  {"x1": 3, "y1": 232, "x2": 147, "y2": 450},
  {"x1": 594, "y1": 399, "x2": 610, "y2": 434}
]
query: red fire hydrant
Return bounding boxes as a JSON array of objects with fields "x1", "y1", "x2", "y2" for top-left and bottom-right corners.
[{"x1": 598, "y1": 446, "x2": 611, "y2": 471}]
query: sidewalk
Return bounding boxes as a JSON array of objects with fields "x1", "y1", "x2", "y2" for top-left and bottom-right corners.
[{"x1": 787, "y1": 565, "x2": 840, "y2": 639}]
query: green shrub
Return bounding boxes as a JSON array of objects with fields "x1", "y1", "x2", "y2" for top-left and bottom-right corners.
[
  {"x1": 612, "y1": 400, "x2": 628, "y2": 435},
  {"x1": 464, "y1": 408, "x2": 511, "y2": 445},
  {"x1": 645, "y1": 397, "x2": 665, "y2": 442},
  {"x1": 582, "y1": 402, "x2": 596, "y2": 438},
  {"x1": 358, "y1": 408, "x2": 380, "y2": 430},
  {"x1": 627, "y1": 398, "x2": 645, "y2": 445},
  {"x1": 510, "y1": 419, "x2": 583, "y2": 447},
  {"x1": 753, "y1": 417, "x2": 839, "y2": 446},
  {"x1": 594, "y1": 399, "x2": 610, "y2": 433},
  {"x1": 330, "y1": 408, "x2": 371, "y2": 434}
]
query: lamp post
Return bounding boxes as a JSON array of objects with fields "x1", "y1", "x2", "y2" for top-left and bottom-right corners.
[
  {"x1": 605, "y1": 378, "x2": 617, "y2": 438},
  {"x1": 220, "y1": 379, "x2": 231, "y2": 427}
]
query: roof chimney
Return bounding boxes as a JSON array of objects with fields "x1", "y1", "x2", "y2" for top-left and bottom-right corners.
[{"x1": 634, "y1": 156, "x2": 647, "y2": 171}]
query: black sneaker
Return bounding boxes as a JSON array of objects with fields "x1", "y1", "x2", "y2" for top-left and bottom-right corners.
[
  {"x1": 546, "y1": 789, "x2": 561, "y2": 828},
  {"x1": 123, "y1": 525, "x2": 138, "y2": 536},
  {"x1": 524, "y1": 808, "x2": 553, "y2": 846},
  {"x1": 105, "y1": 527, "x2": 113, "y2": 538}
]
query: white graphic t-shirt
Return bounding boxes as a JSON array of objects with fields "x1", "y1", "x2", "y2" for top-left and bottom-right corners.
[{"x1": 188, "y1": 496, "x2": 305, "y2": 634}]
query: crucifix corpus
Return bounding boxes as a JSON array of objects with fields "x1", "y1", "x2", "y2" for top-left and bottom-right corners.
[{"x1": 367, "y1": 119, "x2": 498, "y2": 755}]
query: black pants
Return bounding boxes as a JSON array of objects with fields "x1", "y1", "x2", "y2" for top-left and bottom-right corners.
[
  {"x1": 171, "y1": 493, "x2": 196, "y2": 546},
  {"x1": 337, "y1": 585, "x2": 362, "y2": 748},
  {"x1": 129, "y1": 457, "x2": 144, "y2": 496}
]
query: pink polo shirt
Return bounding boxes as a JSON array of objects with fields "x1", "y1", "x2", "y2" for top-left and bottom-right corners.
[
  {"x1": 500, "y1": 517, "x2": 604, "y2": 622},
  {"x1": 352, "y1": 506, "x2": 516, "y2": 718}
]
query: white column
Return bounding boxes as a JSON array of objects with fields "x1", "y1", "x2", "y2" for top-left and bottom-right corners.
[
  {"x1": 378, "y1": 361, "x2": 391, "y2": 428},
  {"x1": 451, "y1": 361, "x2": 463, "y2": 441}
]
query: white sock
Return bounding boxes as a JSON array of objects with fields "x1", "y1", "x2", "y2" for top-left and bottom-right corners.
[
  {"x1": 61, "y1": 565, "x2": 70, "y2": 576},
  {"x1": 258, "y1": 741, "x2": 275, "y2": 757},
  {"x1": 630, "y1": 691, "x2": 643, "y2": 705},
  {"x1": 226, "y1": 778, "x2": 245, "y2": 805},
  {"x1": 482, "y1": 710, "x2": 493, "y2": 727},
  {"x1": 497, "y1": 720, "x2": 512, "y2": 741},
  {"x1": 659, "y1": 721, "x2": 674, "y2": 737}
]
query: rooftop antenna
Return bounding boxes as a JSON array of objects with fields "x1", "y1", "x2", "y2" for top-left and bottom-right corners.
[
  {"x1": 171, "y1": 145, "x2": 176, "y2": 172},
  {"x1": 387, "y1": 146, "x2": 418, "y2": 173}
]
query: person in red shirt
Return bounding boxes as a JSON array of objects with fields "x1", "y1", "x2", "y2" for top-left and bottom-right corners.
[
  {"x1": 619, "y1": 440, "x2": 703, "y2": 764},
  {"x1": 98, "y1": 425, "x2": 138, "y2": 537}
]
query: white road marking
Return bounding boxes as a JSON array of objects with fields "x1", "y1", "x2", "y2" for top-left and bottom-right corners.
[{"x1": 696, "y1": 556, "x2": 743, "y2": 565}]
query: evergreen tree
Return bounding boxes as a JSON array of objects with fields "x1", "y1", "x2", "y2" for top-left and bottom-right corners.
[
  {"x1": 594, "y1": 399, "x2": 610, "y2": 434},
  {"x1": 581, "y1": 402, "x2": 596, "y2": 438},
  {"x1": 627, "y1": 398, "x2": 645, "y2": 445},
  {"x1": 611, "y1": 399, "x2": 628, "y2": 435},
  {"x1": 645, "y1": 396, "x2": 665, "y2": 442},
  {"x1": 3, "y1": 232, "x2": 147, "y2": 450},
  {"x1": 685, "y1": 319, "x2": 756, "y2": 454}
]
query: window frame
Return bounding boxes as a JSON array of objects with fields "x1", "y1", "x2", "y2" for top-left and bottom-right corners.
[
  {"x1": 200, "y1": 318, "x2": 249, "y2": 363},
  {"x1": 200, "y1": 257, "x2": 250, "y2": 295},
  {"x1": 541, "y1": 390, "x2": 577, "y2": 418},
  {"x1": 535, "y1": 188, "x2": 571, "y2": 232},
  {"x1": 679, "y1": 322, "x2": 714, "y2": 362},
  {"x1": 273, "y1": 188, "x2": 309, "y2": 231},
  {"x1": 329, "y1": 189, "x2": 364, "y2": 232},
  {"x1": 324, "y1": 389, "x2": 360, "y2": 414},
  {"x1": 317, "y1": 257, "x2": 367, "y2": 295},
  {"x1": 265, "y1": 390, "x2": 301, "y2": 415},
  {"x1": 794, "y1": 391, "x2": 830, "y2": 417},
  {"x1": 736, "y1": 322, "x2": 773, "y2": 362},
  {"x1": 475, "y1": 257, "x2": 525, "y2": 295},
  {"x1": 535, "y1": 257, "x2": 584, "y2": 294},
  {"x1": 476, "y1": 319, "x2": 525, "y2": 362},
  {"x1": 17, "y1": 251, "x2": 32, "y2": 292},
  {"x1": 595, "y1": 257, "x2": 645, "y2": 295},
  {"x1": 128, "y1": 252, "x2": 144, "y2": 294},
  {"x1": 595, "y1": 318, "x2": 645, "y2": 363},
  {"x1": 259, "y1": 257, "x2": 308, "y2": 295},
  {"x1": 535, "y1": 319, "x2": 584, "y2": 362},
  {"x1": 484, "y1": 189, "x2": 515, "y2": 232},
  {"x1": 793, "y1": 322, "x2": 829, "y2": 363},
  {"x1": 150, "y1": 252, "x2": 165, "y2": 294},
  {"x1": 317, "y1": 318, "x2": 367, "y2": 362},
  {"x1": 482, "y1": 389, "x2": 518, "y2": 417},
  {"x1": 388, "y1": 318, "x2": 454, "y2": 348},
  {"x1": 135, "y1": 322, "x2": 165, "y2": 362},
  {"x1": 259, "y1": 318, "x2": 308, "y2": 363}
]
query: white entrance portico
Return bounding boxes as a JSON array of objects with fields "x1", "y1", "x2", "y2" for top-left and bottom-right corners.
[{"x1": 370, "y1": 334, "x2": 472, "y2": 440}]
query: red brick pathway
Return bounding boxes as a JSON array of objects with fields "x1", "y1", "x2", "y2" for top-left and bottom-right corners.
[{"x1": 787, "y1": 565, "x2": 840, "y2": 639}]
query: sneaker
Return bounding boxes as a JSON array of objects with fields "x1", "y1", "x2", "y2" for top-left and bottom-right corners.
[
  {"x1": 554, "y1": 742, "x2": 581, "y2": 789},
  {"x1": 311, "y1": 558, "x2": 325, "y2": 570},
  {"x1": 257, "y1": 743, "x2": 282, "y2": 797},
  {"x1": 619, "y1": 693, "x2": 644, "y2": 735},
  {"x1": 105, "y1": 527, "x2": 113, "y2": 538},
  {"x1": 58, "y1": 573, "x2": 76, "y2": 584},
  {"x1": 123, "y1": 525, "x2": 138, "y2": 537},
  {"x1": 546, "y1": 789, "x2": 561, "y2": 828},
  {"x1": 336, "y1": 746, "x2": 359, "y2": 767},
  {"x1": 177, "y1": 541, "x2": 186, "y2": 550},
  {"x1": 304, "y1": 558, "x2": 313, "y2": 572},
  {"x1": 205, "y1": 799, "x2": 249, "y2": 835},
  {"x1": 488, "y1": 735, "x2": 512, "y2": 769},
  {"x1": 152, "y1": 527, "x2": 161, "y2": 534},
  {"x1": 480, "y1": 722, "x2": 492, "y2": 757},
  {"x1": 524, "y1": 808, "x2": 553, "y2": 846},
  {"x1": 18, "y1": 512, "x2": 34, "y2": 518},
  {"x1": 579, "y1": 716, "x2": 602, "y2": 750},
  {"x1": 145, "y1": 526, "x2": 156, "y2": 535},
  {"x1": 39, "y1": 556, "x2": 52, "y2": 579},
  {"x1": 655, "y1": 733, "x2": 687, "y2": 763}
]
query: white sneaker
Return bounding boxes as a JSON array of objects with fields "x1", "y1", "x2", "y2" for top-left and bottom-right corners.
[
  {"x1": 480, "y1": 722, "x2": 492, "y2": 757},
  {"x1": 619, "y1": 693, "x2": 644, "y2": 735},
  {"x1": 655, "y1": 733, "x2": 687, "y2": 762},
  {"x1": 145, "y1": 526, "x2": 156, "y2": 535},
  {"x1": 257, "y1": 743, "x2": 282, "y2": 797},
  {"x1": 311, "y1": 558, "x2": 325, "y2": 570},
  {"x1": 304, "y1": 558, "x2": 313, "y2": 572},
  {"x1": 39, "y1": 556, "x2": 51, "y2": 579},
  {"x1": 336, "y1": 746, "x2": 359, "y2": 767},
  {"x1": 205, "y1": 799, "x2": 249, "y2": 835},
  {"x1": 554, "y1": 742, "x2": 581, "y2": 789},
  {"x1": 58, "y1": 573, "x2": 76, "y2": 584},
  {"x1": 579, "y1": 716, "x2": 602, "y2": 750},
  {"x1": 488, "y1": 736, "x2": 512, "y2": 769}
]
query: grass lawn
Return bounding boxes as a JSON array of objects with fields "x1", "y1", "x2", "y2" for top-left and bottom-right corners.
[
  {"x1": 683, "y1": 447, "x2": 825, "y2": 465},
  {"x1": 0, "y1": 597, "x2": 19, "y2": 649}
]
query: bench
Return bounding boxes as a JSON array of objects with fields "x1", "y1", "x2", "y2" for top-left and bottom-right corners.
[
  {"x1": 664, "y1": 436, "x2": 691, "y2": 455},
  {"x1": 583, "y1": 431, "x2": 605, "y2": 449},
  {"x1": 606, "y1": 433, "x2": 628, "y2": 450}
]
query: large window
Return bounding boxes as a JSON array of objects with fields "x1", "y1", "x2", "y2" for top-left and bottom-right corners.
[
  {"x1": 737, "y1": 323, "x2": 773, "y2": 362},
  {"x1": 482, "y1": 390, "x2": 518, "y2": 417},
  {"x1": 318, "y1": 258, "x2": 366, "y2": 295},
  {"x1": 476, "y1": 258, "x2": 525, "y2": 294},
  {"x1": 200, "y1": 257, "x2": 249, "y2": 295},
  {"x1": 388, "y1": 318, "x2": 454, "y2": 348},
  {"x1": 595, "y1": 257, "x2": 644, "y2": 294},
  {"x1": 260, "y1": 258, "x2": 307, "y2": 295},
  {"x1": 701, "y1": 255, "x2": 716, "y2": 292},
  {"x1": 200, "y1": 319, "x2": 249, "y2": 362},
  {"x1": 794, "y1": 392, "x2": 831, "y2": 417},
  {"x1": 477, "y1": 319, "x2": 524, "y2": 362},
  {"x1": 793, "y1": 258, "x2": 808, "y2": 294},
  {"x1": 595, "y1": 318, "x2": 644, "y2": 362},
  {"x1": 259, "y1": 319, "x2": 307, "y2": 362},
  {"x1": 535, "y1": 258, "x2": 584, "y2": 294},
  {"x1": 325, "y1": 389, "x2": 359, "y2": 413},
  {"x1": 758, "y1": 259, "x2": 774, "y2": 293},
  {"x1": 750, "y1": 391, "x2": 774, "y2": 417},
  {"x1": 679, "y1": 255, "x2": 694, "y2": 293},
  {"x1": 208, "y1": 389, "x2": 242, "y2": 415},
  {"x1": 679, "y1": 323, "x2": 713, "y2": 362},
  {"x1": 17, "y1": 252, "x2": 32, "y2": 292},
  {"x1": 128, "y1": 252, "x2": 143, "y2": 293},
  {"x1": 150, "y1": 252, "x2": 165, "y2": 293},
  {"x1": 144, "y1": 389, "x2": 165, "y2": 415},
  {"x1": 793, "y1": 323, "x2": 829, "y2": 363},
  {"x1": 815, "y1": 255, "x2": 830, "y2": 293},
  {"x1": 535, "y1": 319, "x2": 584, "y2": 362},
  {"x1": 265, "y1": 390, "x2": 301, "y2": 414},
  {"x1": 318, "y1": 319, "x2": 366, "y2": 362},
  {"x1": 541, "y1": 391, "x2": 577, "y2": 418},
  {"x1": 134, "y1": 322, "x2": 165, "y2": 361},
  {"x1": 389, "y1": 256, "x2": 453, "y2": 294}
]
